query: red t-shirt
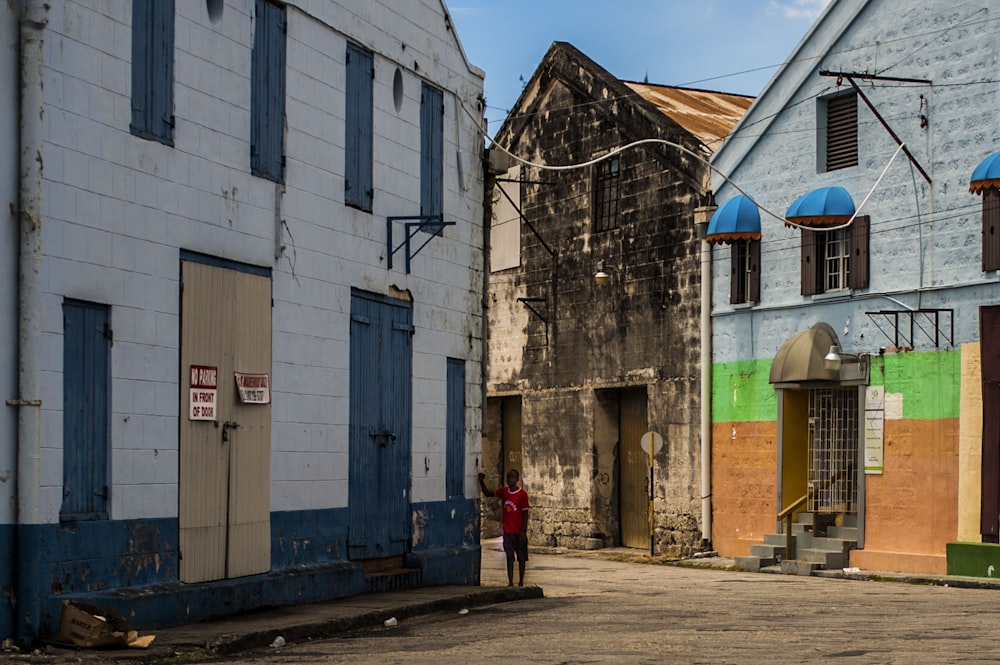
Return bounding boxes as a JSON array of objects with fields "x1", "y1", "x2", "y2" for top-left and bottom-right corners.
[{"x1": 495, "y1": 485, "x2": 529, "y2": 534}]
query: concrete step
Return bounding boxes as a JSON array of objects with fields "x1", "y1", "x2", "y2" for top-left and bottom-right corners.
[
  {"x1": 736, "y1": 555, "x2": 775, "y2": 573},
  {"x1": 781, "y1": 559, "x2": 822, "y2": 576},
  {"x1": 750, "y1": 543, "x2": 785, "y2": 560},
  {"x1": 827, "y1": 525, "x2": 859, "y2": 540},
  {"x1": 796, "y1": 548, "x2": 848, "y2": 569}
]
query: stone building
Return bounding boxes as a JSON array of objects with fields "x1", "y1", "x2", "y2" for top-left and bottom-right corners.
[
  {"x1": 483, "y1": 42, "x2": 751, "y2": 554},
  {"x1": 1, "y1": 0, "x2": 485, "y2": 642},
  {"x1": 708, "y1": 0, "x2": 1000, "y2": 576}
]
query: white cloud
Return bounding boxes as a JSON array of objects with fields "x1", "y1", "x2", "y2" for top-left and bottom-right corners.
[{"x1": 768, "y1": 0, "x2": 831, "y2": 20}]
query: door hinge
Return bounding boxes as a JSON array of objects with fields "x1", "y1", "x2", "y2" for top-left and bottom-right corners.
[{"x1": 104, "y1": 323, "x2": 114, "y2": 347}]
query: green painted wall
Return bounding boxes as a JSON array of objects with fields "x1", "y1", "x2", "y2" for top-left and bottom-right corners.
[
  {"x1": 712, "y1": 358, "x2": 776, "y2": 423},
  {"x1": 712, "y1": 349, "x2": 960, "y2": 423}
]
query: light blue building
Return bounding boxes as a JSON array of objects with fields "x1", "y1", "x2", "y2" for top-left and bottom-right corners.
[
  {"x1": 707, "y1": 0, "x2": 1000, "y2": 576},
  {"x1": 1, "y1": 0, "x2": 486, "y2": 643}
]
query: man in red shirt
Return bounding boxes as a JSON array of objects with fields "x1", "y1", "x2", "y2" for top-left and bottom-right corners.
[{"x1": 479, "y1": 469, "x2": 530, "y2": 586}]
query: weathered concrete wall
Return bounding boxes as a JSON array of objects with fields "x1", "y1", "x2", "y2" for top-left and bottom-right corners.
[{"x1": 486, "y1": 43, "x2": 707, "y2": 554}]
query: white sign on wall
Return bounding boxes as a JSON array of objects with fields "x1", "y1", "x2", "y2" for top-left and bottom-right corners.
[
  {"x1": 189, "y1": 364, "x2": 218, "y2": 421},
  {"x1": 234, "y1": 372, "x2": 270, "y2": 404}
]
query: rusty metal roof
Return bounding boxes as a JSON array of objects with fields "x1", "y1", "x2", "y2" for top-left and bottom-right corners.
[{"x1": 625, "y1": 82, "x2": 754, "y2": 149}]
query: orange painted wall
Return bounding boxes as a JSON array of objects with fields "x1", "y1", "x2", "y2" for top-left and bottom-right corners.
[
  {"x1": 711, "y1": 420, "x2": 778, "y2": 557},
  {"x1": 850, "y1": 418, "x2": 959, "y2": 574}
]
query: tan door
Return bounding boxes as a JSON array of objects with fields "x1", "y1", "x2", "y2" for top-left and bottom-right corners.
[
  {"x1": 619, "y1": 388, "x2": 648, "y2": 549},
  {"x1": 179, "y1": 259, "x2": 272, "y2": 583},
  {"x1": 502, "y1": 397, "x2": 523, "y2": 475}
]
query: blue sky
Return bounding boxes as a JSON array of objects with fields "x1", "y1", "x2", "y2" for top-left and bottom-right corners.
[{"x1": 449, "y1": 0, "x2": 831, "y2": 136}]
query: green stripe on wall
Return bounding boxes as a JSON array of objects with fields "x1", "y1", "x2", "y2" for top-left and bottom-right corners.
[
  {"x1": 867, "y1": 349, "x2": 960, "y2": 420},
  {"x1": 712, "y1": 348, "x2": 960, "y2": 423},
  {"x1": 712, "y1": 358, "x2": 777, "y2": 423}
]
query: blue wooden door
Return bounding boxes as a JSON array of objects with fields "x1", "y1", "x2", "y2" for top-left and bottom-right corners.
[
  {"x1": 62, "y1": 300, "x2": 110, "y2": 519},
  {"x1": 349, "y1": 291, "x2": 413, "y2": 559}
]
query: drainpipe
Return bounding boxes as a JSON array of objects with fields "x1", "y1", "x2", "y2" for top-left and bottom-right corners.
[
  {"x1": 694, "y1": 207, "x2": 714, "y2": 549},
  {"x1": 14, "y1": 0, "x2": 48, "y2": 643}
]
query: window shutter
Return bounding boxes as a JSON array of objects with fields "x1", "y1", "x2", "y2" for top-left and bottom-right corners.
[
  {"x1": 130, "y1": 0, "x2": 151, "y2": 132},
  {"x1": 152, "y1": 0, "x2": 175, "y2": 139},
  {"x1": 801, "y1": 229, "x2": 819, "y2": 296},
  {"x1": 984, "y1": 190, "x2": 1000, "y2": 271},
  {"x1": 251, "y1": 0, "x2": 286, "y2": 182},
  {"x1": 748, "y1": 239, "x2": 761, "y2": 303},
  {"x1": 848, "y1": 215, "x2": 869, "y2": 289},
  {"x1": 345, "y1": 44, "x2": 374, "y2": 211},
  {"x1": 420, "y1": 84, "x2": 444, "y2": 220},
  {"x1": 729, "y1": 243, "x2": 740, "y2": 304},
  {"x1": 130, "y1": 0, "x2": 174, "y2": 144}
]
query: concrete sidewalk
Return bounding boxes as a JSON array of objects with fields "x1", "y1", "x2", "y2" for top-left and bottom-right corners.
[{"x1": 17, "y1": 584, "x2": 542, "y2": 663}]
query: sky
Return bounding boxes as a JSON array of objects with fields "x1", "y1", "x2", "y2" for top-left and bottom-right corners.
[{"x1": 448, "y1": 0, "x2": 832, "y2": 137}]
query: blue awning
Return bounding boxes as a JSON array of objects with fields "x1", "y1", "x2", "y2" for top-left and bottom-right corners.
[
  {"x1": 784, "y1": 186, "x2": 855, "y2": 228},
  {"x1": 970, "y1": 151, "x2": 1000, "y2": 194},
  {"x1": 705, "y1": 195, "x2": 761, "y2": 245}
]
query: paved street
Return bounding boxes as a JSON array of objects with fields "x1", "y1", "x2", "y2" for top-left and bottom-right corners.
[{"x1": 209, "y1": 542, "x2": 1000, "y2": 665}]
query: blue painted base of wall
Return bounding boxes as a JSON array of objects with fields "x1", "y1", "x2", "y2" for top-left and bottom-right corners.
[{"x1": 3, "y1": 499, "x2": 482, "y2": 644}]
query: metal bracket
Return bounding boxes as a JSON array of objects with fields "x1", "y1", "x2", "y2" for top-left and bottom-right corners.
[
  {"x1": 386, "y1": 215, "x2": 456, "y2": 273},
  {"x1": 517, "y1": 297, "x2": 549, "y2": 346},
  {"x1": 865, "y1": 309, "x2": 954, "y2": 349}
]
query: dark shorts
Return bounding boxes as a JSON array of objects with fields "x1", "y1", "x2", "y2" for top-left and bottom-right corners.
[{"x1": 502, "y1": 533, "x2": 528, "y2": 561}]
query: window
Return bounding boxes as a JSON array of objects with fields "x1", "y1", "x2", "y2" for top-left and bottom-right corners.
[
  {"x1": 62, "y1": 300, "x2": 111, "y2": 520},
  {"x1": 801, "y1": 216, "x2": 869, "y2": 296},
  {"x1": 130, "y1": 0, "x2": 175, "y2": 144},
  {"x1": 420, "y1": 83, "x2": 444, "y2": 220},
  {"x1": 983, "y1": 189, "x2": 1000, "y2": 271},
  {"x1": 730, "y1": 239, "x2": 760, "y2": 304},
  {"x1": 251, "y1": 0, "x2": 286, "y2": 182},
  {"x1": 593, "y1": 157, "x2": 621, "y2": 232},
  {"x1": 345, "y1": 43, "x2": 374, "y2": 211},
  {"x1": 446, "y1": 358, "x2": 466, "y2": 498},
  {"x1": 822, "y1": 92, "x2": 858, "y2": 172}
]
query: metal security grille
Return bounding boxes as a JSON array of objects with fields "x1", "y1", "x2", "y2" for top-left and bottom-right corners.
[{"x1": 807, "y1": 388, "x2": 858, "y2": 513}]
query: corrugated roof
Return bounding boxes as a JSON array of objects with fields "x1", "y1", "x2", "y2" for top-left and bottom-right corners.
[{"x1": 625, "y1": 82, "x2": 754, "y2": 149}]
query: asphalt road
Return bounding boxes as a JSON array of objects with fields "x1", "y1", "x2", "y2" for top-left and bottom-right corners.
[{"x1": 213, "y1": 542, "x2": 1000, "y2": 665}]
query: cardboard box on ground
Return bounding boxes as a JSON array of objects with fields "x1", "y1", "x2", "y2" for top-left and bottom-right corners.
[{"x1": 56, "y1": 601, "x2": 156, "y2": 649}]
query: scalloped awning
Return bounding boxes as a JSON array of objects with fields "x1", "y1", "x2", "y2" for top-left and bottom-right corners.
[
  {"x1": 970, "y1": 151, "x2": 1000, "y2": 194},
  {"x1": 705, "y1": 195, "x2": 761, "y2": 245},
  {"x1": 784, "y1": 186, "x2": 855, "y2": 228}
]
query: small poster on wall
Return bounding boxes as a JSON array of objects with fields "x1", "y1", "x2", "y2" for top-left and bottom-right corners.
[
  {"x1": 189, "y1": 364, "x2": 218, "y2": 421},
  {"x1": 234, "y1": 372, "x2": 270, "y2": 404}
]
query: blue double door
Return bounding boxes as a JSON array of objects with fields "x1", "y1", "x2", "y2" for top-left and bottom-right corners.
[{"x1": 349, "y1": 291, "x2": 413, "y2": 560}]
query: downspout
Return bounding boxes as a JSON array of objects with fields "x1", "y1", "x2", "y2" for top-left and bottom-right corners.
[
  {"x1": 14, "y1": 0, "x2": 47, "y2": 643},
  {"x1": 694, "y1": 206, "x2": 714, "y2": 549}
]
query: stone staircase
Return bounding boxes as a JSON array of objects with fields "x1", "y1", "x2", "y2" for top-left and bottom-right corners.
[{"x1": 736, "y1": 512, "x2": 858, "y2": 576}]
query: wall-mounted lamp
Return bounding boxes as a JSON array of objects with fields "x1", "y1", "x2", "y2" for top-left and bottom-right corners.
[
  {"x1": 824, "y1": 345, "x2": 869, "y2": 380},
  {"x1": 594, "y1": 265, "x2": 611, "y2": 285},
  {"x1": 824, "y1": 344, "x2": 844, "y2": 371}
]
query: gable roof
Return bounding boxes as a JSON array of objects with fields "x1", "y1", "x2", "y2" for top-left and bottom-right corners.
[
  {"x1": 711, "y1": 0, "x2": 870, "y2": 193},
  {"x1": 496, "y1": 41, "x2": 753, "y2": 175},
  {"x1": 625, "y1": 82, "x2": 753, "y2": 149}
]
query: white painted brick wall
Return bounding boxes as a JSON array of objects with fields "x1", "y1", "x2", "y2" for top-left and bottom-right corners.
[{"x1": 13, "y1": 0, "x2": 484, "y2": 523}]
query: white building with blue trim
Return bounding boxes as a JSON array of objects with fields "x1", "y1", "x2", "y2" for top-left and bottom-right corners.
[{"x1": 1, "y1": 0, "x2": 486, "y2": 643}]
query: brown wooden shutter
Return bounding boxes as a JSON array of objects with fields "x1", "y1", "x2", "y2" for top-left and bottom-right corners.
[
  {"x1": 984, "y1": 190, "x2": 1000, "y2": 272},
  {"x1": 729, "y1": 243, "x2": 740, "y2": 304},
  {"x1": 801, "y1": 229, "x2": 819, "y2": 296},
  {"x1": 748, "y1": 239, "x2": 761, "y2": 303},
  {"x1": 848, "y1": 215, "x2": 869, "y2": 289}
]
